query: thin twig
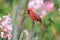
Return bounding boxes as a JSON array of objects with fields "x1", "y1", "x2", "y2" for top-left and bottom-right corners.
[
  {"x1": 17, "y1": 0, "x2": 30, "y2": 40},
  {"x1": 29, "y1": 20, "x2": 36, "y2": 40}
]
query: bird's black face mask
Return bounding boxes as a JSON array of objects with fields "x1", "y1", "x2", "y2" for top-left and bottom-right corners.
[{"x1": 27, "y1": 10, "x2": 30, "y2": 15}]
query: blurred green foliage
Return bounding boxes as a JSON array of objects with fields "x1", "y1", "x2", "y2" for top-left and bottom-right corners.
[{"x1": 0, "y1": 0, "x2": 12, "y2": 17}]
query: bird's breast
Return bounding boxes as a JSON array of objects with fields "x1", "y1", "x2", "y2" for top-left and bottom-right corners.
[
  {"x1": 29, "y1": 14, "x2": 35, "y2": 20},
  {"x1": 27, "y1": 10, "x2": 40, "y2": 21}
]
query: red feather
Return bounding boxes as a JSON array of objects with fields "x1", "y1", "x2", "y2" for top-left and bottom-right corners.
[{"x1": 27, "y1": 8, "x2": 46, "y2": 30}]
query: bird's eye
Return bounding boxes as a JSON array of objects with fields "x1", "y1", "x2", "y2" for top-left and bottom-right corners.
[
  {"x1": 26, "y1": 10, "x2": 29, "y2": 13},
  {"x1": 27, "y1": 10, "x2": 30, "y2": 11}
]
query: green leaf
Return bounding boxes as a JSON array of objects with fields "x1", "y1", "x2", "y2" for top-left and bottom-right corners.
[{"x1": 54, "y1": 3, "x2": 59, "y2": 11}]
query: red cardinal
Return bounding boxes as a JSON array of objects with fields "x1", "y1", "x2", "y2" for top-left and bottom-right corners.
[{"x1": 26, "y1": 8, "x2": 46, "y2": 30}]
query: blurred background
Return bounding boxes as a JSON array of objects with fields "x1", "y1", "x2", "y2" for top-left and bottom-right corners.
[{"x1": 0, "y1": 0, "x2": 60, "y2": 40}]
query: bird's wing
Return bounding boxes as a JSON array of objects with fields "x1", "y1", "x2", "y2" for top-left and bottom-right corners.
[{"x1": 33, "y1": 11, "x2": 41, "y2": 21}]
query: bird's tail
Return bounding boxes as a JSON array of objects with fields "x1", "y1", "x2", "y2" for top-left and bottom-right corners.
[{"x1": 39, "y1": 20, "x2": 46, "y2": 31}]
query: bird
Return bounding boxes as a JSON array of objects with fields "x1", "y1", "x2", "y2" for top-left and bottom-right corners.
[{"x1": 26, "y1": 7, "x2": 46, "y2": 30}]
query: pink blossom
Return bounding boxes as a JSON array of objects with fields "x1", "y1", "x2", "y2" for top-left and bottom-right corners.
[
  {"x1": 2, "y1": 33, "x2": 11, "y2": 39},
  {"x1": 2, "y1": 21, "x2": 6, "y2": 26},
  {"x1": 0, "y1": 14, "x2": 12, "y2": 39},
  {"x1": 0, "y1": 25, "x2": 2, "y2": 28},
  {"x1": 3, "y1": 14, "x2": 11, "y2": 22},
  {"x1": 2, "y1": 14, "x2": 11, "y2": 27},
  {"x1": 3, "y1": 34, "x2": 8, "y2": 38},
  {"x1": 28, "y1": 0, "x2": 44, "y2": 10},
  {"x1": 5, "y1": 16, "x2": 11, "y2": 22},
  {"x1": 0, "y1": 18, "x2": 2, "y2": 21},
  {"x1": 34, "y1": 0, "x2": 44, "y2": 10},
  {"x1": 1, "y1": 32, "x2": 4, "y2": 38},
  {"x1": 1, "y1": 20, "x2": 9, "y2": 27},
  {"x1": 44, "y1": 1, "x2": 54, "y2": 11},
  {"x1": 6, "y1": 25, "x2": 12, "y2": 31},
  {"x1": 24, "y1": 30, "x2": 29, "y2": 40},
  {"x1": 2, "y1": 24, "x2": 12, "y2": 32},
  {"x1": 59, "y1": 8, "x2": 60, "y2": 12},
  {"x1": 40, "y1": 10, "x2": 46, "y2": 18},
  {"x1": 24, "y1": 30, "x2": 29, "y2": 36},
  {"x1": 28, "y1": 1, "x2": 35, "y2": 9},
  {"x1": 3, "y1": 28, "x2": 8, "y2": 32},
  {"x1": 1, "y1": 32, "x2": 12, "y2": 39},
  {"x1": 35, "y1": 0, "x2": 44, "y2": 6},
  {"x1": 7, "y1": 33, "x2": 12, "y2": 40}
]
